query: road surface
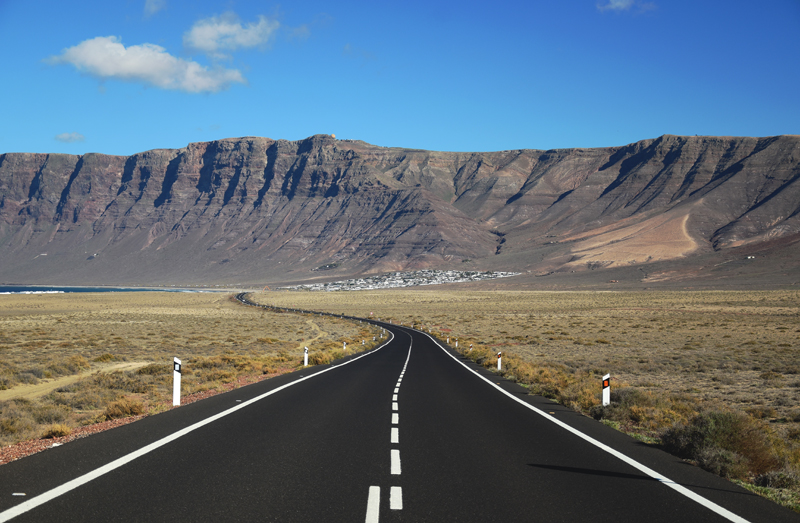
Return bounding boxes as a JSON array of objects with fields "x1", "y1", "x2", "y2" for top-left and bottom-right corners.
[{"x1": 0, "y1": 304, "x2": 797, "y2": 522}]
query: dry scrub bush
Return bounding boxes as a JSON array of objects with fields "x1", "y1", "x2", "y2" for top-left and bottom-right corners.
[
  {"x1": 0, "y1": 399, "x2": 36, "y2": 441},
  {"x1": 661, "y1": 411, "x2": 782, "y2": 479},
  {"x1": 591, "y1": 388, "x2": 699, "y2": 433},
  {"x1": 452, "y1": 339, "x2": 790, "y2": 484},
  {"x1": 104, "y1": 397, "x2": 145, "y2": 419},
  {"x1": 41, "y1": 424, "x2": 71, "y2": 439},
  {"x1": 93, "y1": 353, "x2": 124, "y2": 363},
  {"x1": 455, "y1": 342, "x2": 601, "y2": 412}
]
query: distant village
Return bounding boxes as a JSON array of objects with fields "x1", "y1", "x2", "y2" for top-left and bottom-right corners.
[{"x1": 282, "y1": 270, "x2": 520, "y2": 291}]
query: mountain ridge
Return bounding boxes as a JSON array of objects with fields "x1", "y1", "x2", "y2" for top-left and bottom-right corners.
[{"x1": 1, "y1": 134, "x2": 798, "y2": 287}]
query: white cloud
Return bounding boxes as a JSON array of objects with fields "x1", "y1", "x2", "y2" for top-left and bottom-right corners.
[
  {"x1": 48, "y1": 36, "x2": 245, "y2": 93},
  {"x1": 597, "y1": 0, "x2": 634, "y2": 11},
  {"x1": 144, "y1": 0, "x2": 166, "y2": 17},
  {"x1": 289, "y1": 25, "x2": 311, "y2": 41},
  {"x1": 597, "y1": 0, "x2": 656, "y2": 12},
  {"x1": 183, "y1": 12, "x2": 279, "y2": 58},
  {"x1": 55, "y1": 132, "x2": 85, "y2": 143}
]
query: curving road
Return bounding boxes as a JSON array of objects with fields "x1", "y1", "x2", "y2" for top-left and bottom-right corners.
[{"x1": 0, "y1": 298, "x2": 797, "y2": 522}]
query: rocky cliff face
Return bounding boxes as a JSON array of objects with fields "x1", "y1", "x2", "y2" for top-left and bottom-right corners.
[{"x1": 1, "y1": 134, "x2": 798, "y2": 286}]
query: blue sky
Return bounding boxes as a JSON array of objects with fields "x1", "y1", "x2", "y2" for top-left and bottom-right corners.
[{"x1": 0, "y1": 0, "x2": 798, "y2": 156}]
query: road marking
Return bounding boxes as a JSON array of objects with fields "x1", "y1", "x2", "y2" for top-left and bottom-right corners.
[
  {"x1": 390, "y1": 486, "x2": 403, "y2": 510},
  {"x1": 391, "y1": 427, "x2": 399, "y2": 444},
  {"x1": 392, "y1": 394, "x2": 398, "y2": 401},
  {"x1": 392, "y1": 413, "x2": 399, "y2": 424},
  {"x1": 391, "y1": 449, "x2": 401, "y2": 475},
  {"x1": 0, "y1": 332, "x2": 396, "y2": 523},
  {"x1": 394, "y1": 387, "x2": 399, "y2": 393},
  {"x1": 366, "y1": 486, "x2": 380, "y2": 523},
  {"x1": 423, "y1": 331, "x2": 750, "y2": 523},
  {"x1": 392, "y1": 402, "x2": 398, "y2": 411}
]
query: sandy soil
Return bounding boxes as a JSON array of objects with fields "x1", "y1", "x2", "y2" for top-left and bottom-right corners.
[
  {"x1": 0, "y1": 361, "x2": 151, "y2": 401},
  {"x1": 568, "y1": 208, "x2": 698, "y2": 267}
]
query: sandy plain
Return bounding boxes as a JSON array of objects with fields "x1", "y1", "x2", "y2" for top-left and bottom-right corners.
[
  {"x1": 251, "y1": 288, "x2": 800, "y2": 432},
  {"x1": 0, "y1": 291, "x2": 379, "y2": 446}
]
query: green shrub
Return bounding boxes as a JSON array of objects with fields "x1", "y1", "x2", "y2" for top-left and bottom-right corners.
[{"x1": 754, "y1": 468, "x2": 800, "y2": 489}]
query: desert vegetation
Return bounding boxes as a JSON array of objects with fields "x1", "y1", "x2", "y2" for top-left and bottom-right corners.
[
  {"x1": 250, "y1": 288, "x2": 800, "y2": 511},
  {"x1": 0, "y1": 292, "x2": 380, "y2": 448}
]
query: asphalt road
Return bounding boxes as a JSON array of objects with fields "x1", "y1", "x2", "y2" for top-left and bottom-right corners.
[{"x1": 1, "y1": 310, "x2": 798, "y2": 522}]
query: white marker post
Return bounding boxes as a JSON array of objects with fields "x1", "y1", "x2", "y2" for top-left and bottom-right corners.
[
  {"x1": 304, "y1": 347, "x2": 309, "y2": 367},
  {"x1": 469, "y1": 343, "x2": 473, "y2": 351},
  {"x1": 455, "y1": 339, "x2": 458, "y2": 348},
  {"x1": 172, "y1": 357, "x2": 181, "y2": 406},
  {"x1": 497, "y1": 352, "x2": 502, "y2": 371},
  {"x1": 447, "y1": 337, "x2": 450, "y2": 344},
  {"x1": 602, "y1": 374, "x2": 611, "y2": 406},
  {"x1": 344, "y1": 342, "x2": 347, "y2": 351},
  {"x1": 362, "y1": 339, "x2": 365, "y2": 345}
]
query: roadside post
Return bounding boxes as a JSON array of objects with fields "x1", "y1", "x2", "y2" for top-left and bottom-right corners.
[
  {"x1": 497, "y1": 352, "x2": 502, "y2": 371},
  {"x1": 602, "y1": 374, "x2": 611, "y2": 406},
  {"x1": 304, "y1": 347, "x2": 309, "y2": 367},
  {"x1": 344, "y1": 342, "x2": 347, "y2": 351},
  {"x1": 447, "y1": 337, "x2": 450, "y2": 344},
  {"x1": 469, "y1": 343, "x2": 473, "y2": 351},
  {"x1": 172, "y1": 357, "x2": 181, "y2": 406}
]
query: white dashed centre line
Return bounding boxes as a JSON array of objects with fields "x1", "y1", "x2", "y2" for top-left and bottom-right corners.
[
  {"x1": 391, "y1": 449, "x2": 401, "y2": 475},
  {"x1": 392, "y1": 413, "x2": 399, "y2": 424},
  {"x1": 390, "y1": 487, "x2": 403, "y2": 510},
  {"x1": 391, "y1": 427, "x2": 399, "y2": 444},
  {"x1": 392, "y1": 394, "x2": 398, "y2": 401},
  {"x1": 394, "y1": 387, "x2": 399, "y2": 393},
  {"x1": 392, "y1": 402, "x2": 398, "y2": 411}
]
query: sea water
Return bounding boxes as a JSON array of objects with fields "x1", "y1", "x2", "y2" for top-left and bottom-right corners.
[{"x1": 0, "y1": 286, "x2": 184, "y2": 294}]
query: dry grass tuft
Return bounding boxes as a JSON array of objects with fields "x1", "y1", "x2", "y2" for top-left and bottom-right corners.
[
  {"x1": 104, "y1": 397, "x2": 145, "y2": 420},
  {"x1": 41, "y1": 423, "x2": 71, "y2": 439}
]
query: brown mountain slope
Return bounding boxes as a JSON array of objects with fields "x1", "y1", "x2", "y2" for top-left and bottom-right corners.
[{"x1": 0, "y1": 134, "x2": 798, "y2": 287}]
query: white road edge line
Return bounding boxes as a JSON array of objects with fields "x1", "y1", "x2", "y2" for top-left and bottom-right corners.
[
  {"x1": 0, "y1": 332, "x2": 396, "y2": 523},
  {"x1": 420, "y1": 330, "x2": 751, "y2": 523},
  {"x1": 390, "y1": 486, "x2": 403, "y2": 510},
  {"x1": 366, "y1": 486, "x2": 380, "y2": 523}
]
